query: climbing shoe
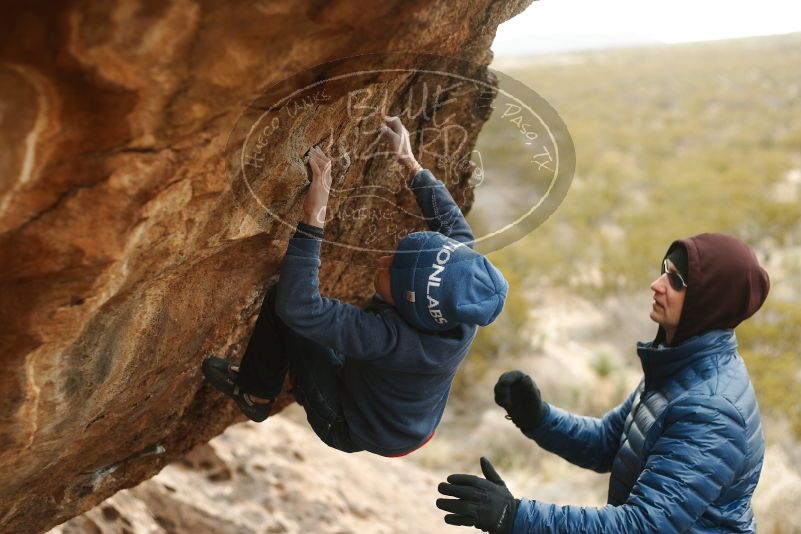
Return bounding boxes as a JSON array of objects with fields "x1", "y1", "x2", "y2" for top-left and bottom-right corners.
[{"x1": 202, "y1": 356, "x2": 274, "y2": 423}]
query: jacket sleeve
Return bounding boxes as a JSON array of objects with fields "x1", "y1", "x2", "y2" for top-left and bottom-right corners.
[
  {"x1": 512, "y1": 395, "x2": 748, "y2": 533},
  {"x1": 522, "y1": 385, "x2": 639, "y2": 473},
  {"x1": 274, "y1": 225, "x2": 400, "y2": 360},
  {"x1": 409, "y1": 169, "x2": 475, "y2": 247}
]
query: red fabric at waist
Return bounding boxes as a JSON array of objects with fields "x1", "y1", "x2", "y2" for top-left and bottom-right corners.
[{"x1": 382, "y1": 431, "x2": 435, "y2": 458}]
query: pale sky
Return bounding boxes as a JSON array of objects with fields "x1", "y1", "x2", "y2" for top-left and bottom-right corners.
[{"x1": 492, "y1": 0, "x2": 801, "y2": 56}]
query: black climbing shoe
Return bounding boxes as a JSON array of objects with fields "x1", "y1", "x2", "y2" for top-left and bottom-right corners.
[
  {"x1": 202, "y1": 356, "x2": 274, "y2": 423},
  {"x1": 202, "y1": 356, "x2": 238, "y2": 396}
]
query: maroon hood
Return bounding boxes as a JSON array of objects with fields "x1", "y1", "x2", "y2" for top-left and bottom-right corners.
[{"x1": 655, "y1": 233, "x2": 770, "y2": 346}]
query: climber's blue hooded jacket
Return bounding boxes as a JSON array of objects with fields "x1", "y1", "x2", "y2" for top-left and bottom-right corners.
[
  {"x1": 273, "y1": 169, "x2": 479, "y2": 456},
  {"x1": 514, "y1": 233, "x2": 771, "y2": 533}
]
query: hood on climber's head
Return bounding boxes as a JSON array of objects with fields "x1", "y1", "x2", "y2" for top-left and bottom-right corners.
[
  {"x1": 389, "y1": 231, "x2": 508, "y2": 332},
  {"x1": 650, "y1": 232, "x2": 770, "y2": 347}
]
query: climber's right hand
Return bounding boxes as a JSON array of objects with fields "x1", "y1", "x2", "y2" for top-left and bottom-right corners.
[
  {"x1": 303, "y1": 146, "x2": 332, "y2": 228},
  {"x1": 494, "y1": 370, "x2": 546, "y2": 431},
  {"x1": 379, "y1": 116, "x2": 423, "y2": 179}
]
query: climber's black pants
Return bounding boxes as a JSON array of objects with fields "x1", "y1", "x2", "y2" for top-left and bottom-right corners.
[{"x1": 237, "y1": 284, "x2": 363, "y2": 454}]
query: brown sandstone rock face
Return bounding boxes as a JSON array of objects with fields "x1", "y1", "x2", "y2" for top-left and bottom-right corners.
[
  {"x1": 50, "y1": 413, "x2": 459, "y2": 534},
  {"x1": 0, "y1": 1, "x2": 531, "y2": 532}
]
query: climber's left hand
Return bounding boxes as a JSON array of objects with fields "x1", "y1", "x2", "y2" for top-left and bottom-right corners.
[{"x1": 304, "y1": 146, "x2": 332, "y2": 228}]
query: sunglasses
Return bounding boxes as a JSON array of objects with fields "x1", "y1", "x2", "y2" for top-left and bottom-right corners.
[{"x1": 661, "y1": 259, "x2": 687, "y2": 291}]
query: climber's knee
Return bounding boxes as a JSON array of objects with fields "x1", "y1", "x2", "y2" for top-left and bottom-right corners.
[{"x1": 264, "y1": 283, "x2": 279, "y2": 315}]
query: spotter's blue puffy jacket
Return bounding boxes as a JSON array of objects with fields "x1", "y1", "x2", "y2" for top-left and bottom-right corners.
[{"x1": 515, "y1": 329, "x2": 765, "y2": 533}]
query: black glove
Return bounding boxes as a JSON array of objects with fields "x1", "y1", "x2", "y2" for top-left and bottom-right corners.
[
  {"x1": 494, "y1": 370, "x2": 546, "y2": 431},
  {"x1": 436, "y1": 457, "x2": 519, "y2": 534}
]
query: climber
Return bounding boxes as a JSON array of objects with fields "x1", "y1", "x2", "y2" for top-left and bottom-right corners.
[
  {"x1": 436, "y1": 233, "x2": 770, "y2": 533},
  {"x1": 202, "y1": 116, "x2": 508, "y2": 456}
]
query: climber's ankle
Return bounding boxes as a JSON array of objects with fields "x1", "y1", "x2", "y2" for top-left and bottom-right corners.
[{"x1": 244, "y1": 393, "x2": 273, "y2": 404}]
